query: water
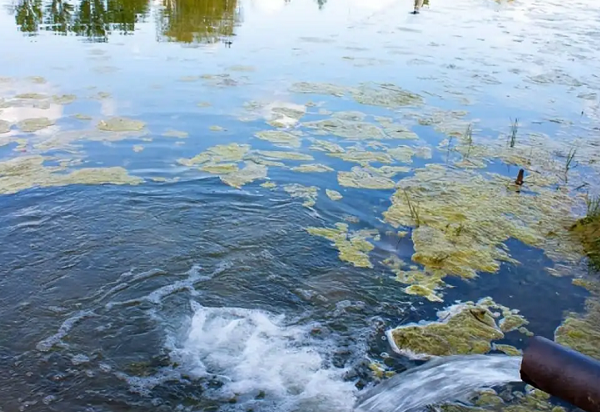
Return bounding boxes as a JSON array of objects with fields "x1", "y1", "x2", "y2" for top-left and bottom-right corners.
[
  {"x1": 0, "y1": 0, "x2": 598, "y2": 410},
  {"x1": 357, "y1": 355, "x2": 522, "y2": 412}
]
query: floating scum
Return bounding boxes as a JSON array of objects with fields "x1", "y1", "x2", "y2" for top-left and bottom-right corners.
[{"x1": 382, "y1": 164, "x2": 584, "y2": 299}]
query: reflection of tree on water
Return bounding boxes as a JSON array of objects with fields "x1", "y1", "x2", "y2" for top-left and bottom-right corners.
[
  {"x1": 157, "y1": 0, "x2": 241, "y2": 44},
  {"x1": 13, "y1": 0, "x2": 43, "y2": 33},
  {"x1": 10, "y1": 0, "x2": 149, "y2": 41}
]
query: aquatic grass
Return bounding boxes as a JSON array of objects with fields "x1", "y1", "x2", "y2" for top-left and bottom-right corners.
[
  {"x1": 508, "y1": 118, "x2": 518, "y2": 148},
  {"x1": 564, "y1": 147, "x2": 578, "y2": 183},
  {"x1": 586, "y1": 194, "x2": 600, "y2": 219},
  {"x1": 464, "y1": 123, "x2": 473, "y2": 159},
  {"x1": 403, "y1": 189, "x2": 421, "y2": 227}
]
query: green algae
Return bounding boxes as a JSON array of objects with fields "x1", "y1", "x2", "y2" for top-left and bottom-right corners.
[
  {"x1": 499, "y1": 314, "x2": 528, "y2": 332},
  {"x1": 133, "y1": 145, "x2": 144, "y2": 153},
  {"x1": 303, "y1": 118, "x2": 386, "y2": 140},
  {"x1": 0, "y1": 120, "x2": 10, "y2": 134},
  {"x1": 268, "y1": 106, "x2": 306, "y2": 128},
  {"x1": 15, "y1": 93, "x2": 48, "y2": 99},
  {"x1": 365, "y1": 165, "x2": 411, "y2": 178},
  {"x1": 404, "y1": 284, "x2": 443, "y2": 302},
  {"x1": 351, "y1": 83, "x2": 423, "y2": 108},
  {"x1": 309, "y1": 139, "x2": 345, "y2": 153},
  {"x1": 493, "y1": 344, "x2": 522, "y2": 356},
  {"x1": 219, "y1": 162, "x2": 267, "y2": 189},
  {"x1": 307, "y1": 222, "x2": 376, "y2": 268},
  {"x1": 283, "y1": 184, "x2": 318, "y2": 207},
  {"x1": 178, "y1": 144, "x2": 250, "y2": 166},
  {"x1": 329, "y1": 148, "x2": 394, "y2": 165},
  {"x1": 290, "y1": 82, "x2": 346, "y2": 97},
  {"x1": 200, "y1": 163, "x2": 239, "y2": 174},
  {"x1": 338, "y1": 167, "x2": 396, "y2": 190},
  {"x1": 53, "y1": 94, "x2": 77, "y2": 105},
  {"x1": 197, "y1": 102, "x2": 212, "y2": 108},
  {"x1": 17, "y1": 118, "x2": 54, "y2": 133},
  {"x1": 162, "y1": 129, "x2": 189, "y2": 138},
  {"x1": 388, "y1": 300, "x2": 504, "y2": 358},
  {"x1": 73, "y1": 114, "x2": 92, "y2": 121},
  {"x1": 33, "y1": 129, "x2": 146, "y2": 153},
  {"x1": 383, "y1": 255, "x2": 445, "y2": 301},
  {"x1": 291, "y1": 164, "x2": 333, "y2": 173},
  {"x1": 255, "y1": 130, "x2": 301, "y2": 148},
  {"x1": 261, "y1": 181, "x2": 277, "y2": 189},
  {"x1": 97, "y1": 117, "x2": 145, "y2": 132},
  {"x1": 0, "y1": 155, "x2": 142, "y2": 195},
  {"x1": 383, "y1": 164, "x2": 582, "y2": 284},
  {"x1": 556, "y1": 279, "x2": 600, "y2": 360},
  {"x1": 387, "y1": 145, "x2": 416, "y2": 163},
  {"x1": 256, "y1": 150, "x2": 314, "y2": 161},
  {"x1": 570, "y1": 213, "x2": 600, "y2": 271},
  {"x1": 210, "y1": 125, "x2": 225, "y2": 132},
  {"x1": 326, "y1": 189, "x2": 343, "y2": 201}
]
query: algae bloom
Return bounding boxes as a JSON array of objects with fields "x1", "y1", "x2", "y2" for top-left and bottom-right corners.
[{"x1": 307, "y1": 223, "x2": 378, "y2": 268}]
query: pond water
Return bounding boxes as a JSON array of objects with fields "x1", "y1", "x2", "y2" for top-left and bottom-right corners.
[{"x1": 1, "y1": 0, "x2": 599, "y2": 410}]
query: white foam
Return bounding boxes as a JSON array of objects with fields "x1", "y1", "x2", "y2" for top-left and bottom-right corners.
[{"x1": 173, "y1": 302, "x2": 357, "y2": 412}]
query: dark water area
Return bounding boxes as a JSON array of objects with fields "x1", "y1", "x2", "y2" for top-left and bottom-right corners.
[{"x1": 1, "y1": 0, "x2": 600, "y2": 410}]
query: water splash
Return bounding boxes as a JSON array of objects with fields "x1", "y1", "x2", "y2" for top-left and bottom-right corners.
[
  {"x1": 356, "y1": 355, "x2": 522, "y2": 412},
  {"x1": 172, "y1": 302, "x2": 357, "y2": 412}
]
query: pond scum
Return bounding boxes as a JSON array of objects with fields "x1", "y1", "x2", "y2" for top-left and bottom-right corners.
[{"x1": 1, "y1": 78, "x2": 599, "y2": 406}]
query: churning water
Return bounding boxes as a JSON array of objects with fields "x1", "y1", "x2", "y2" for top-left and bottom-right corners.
[{"x1": 356, "y1": 355, "x2": 522, "y2": 412}]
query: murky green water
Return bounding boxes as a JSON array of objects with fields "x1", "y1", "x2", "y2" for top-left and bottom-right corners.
[{"x1": 1, "y1": 0, "x2": 599, "y2": 410}]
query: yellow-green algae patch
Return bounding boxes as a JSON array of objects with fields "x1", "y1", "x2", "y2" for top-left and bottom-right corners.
[
  {"x1": 383, "y1": 164, "x2": 581, "y2": 284},
  {"x1": 290, "y1": 82, "x2": 346, "y2": 97},
  {"x1": 387, "y1": 300, "x2": 505, "y2": 358},
  {"x1": 0, "y1": 155, "x2": 142, "y2": 195},
  {"x1": 309, "y1": 139, "x2": 345, "y2": 153},
  {"x1": 326, "y1": 189, "x2": 343, "y2": 201},
  {"x1": 387, "y1": 145, "x2": 416, "y2": 163},
  {"x1": 73, "y1": 114, "x2": 92, "y2": 121},
  {"x1": 303, "y1": 118, "x2": 386, "y2": 140},
  {"x1": 17, "y1": 118, "x2": 54, "y2": 133},
  {"x1": 493, "y1": 344, "x2": 522, "y2": 356},
  {"x1": 365, "y1": 165, "x2": 411, "y2": 178},
  {"x1": 256, "y1": 150, "x2": 314, "y2": 161},
  {"x1": 98, "y1": 117, "x2": 145, "y2": 132},
  {"x1": 329, "y1": 148, "x2": 394, "y2": 165},
  {"x1": 200, "y1": 163, "x2": 239, "y2": 174},
  {"x1": 178, "y1": 144, "x2": 250, "y2": 166},
  {"x1": 555, "y1": 279, "x2": 600, "y2": 360},
  {"x1": 338, "y1": 167, "x2": 396, "y2": 190},
  {"x1": 176, "y1": 144, "x2": 266, "y2": 188},
  {"x1": 53, "y1": 94, "x2": 77, "y2": 105},
  {"x1": 351, "y1": 83, "x2": 424, "y2": 108},
  {"x1": 15, "y1": 93, "x2": 48, "y2": 100},
  {"x1": 162, "y1": 129, "x2": 188, "y2": 138},
  {"x1": 0, "y1": 120, "x2": 10, "y2": 134},
  {"x1": 133, "y1": 145, "x2": 144, "y2": 153},
  {"x1": 306, "y1": 222, "x2": 377, "y2": 268},
  {"x1": 283, "y1": 184, "x2": 318, "y2": 207},
  {"x1": 255, "y1": 130, "x2": 301, "y2": 148},
  {"x1": 570, "y1": 212, "x2": 600, "y2": 271},
  {"x1": 261, "y1": 181, "x2": 277, "y2": 189},
  {"x1": 210, "y1": 125, "x2": 225, "y2": 132},
  {"x1": 219, "y1": 162, "x2": 267, "y2": 189},
  {"x1": 291, "y1": 164, "x2": 334, "y2": 173},
  {"x1": 383, "y1": 255, "x2": 445, "y2": 301}
]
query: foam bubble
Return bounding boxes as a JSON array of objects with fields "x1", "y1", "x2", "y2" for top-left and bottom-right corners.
[{"x1": 172, "y1": 302, "x2": 357, "y2": 412}]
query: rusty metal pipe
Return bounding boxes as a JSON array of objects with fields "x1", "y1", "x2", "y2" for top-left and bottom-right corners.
[{"x1": 521, "y1": 336, "x2": 600, "y2": 412}]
